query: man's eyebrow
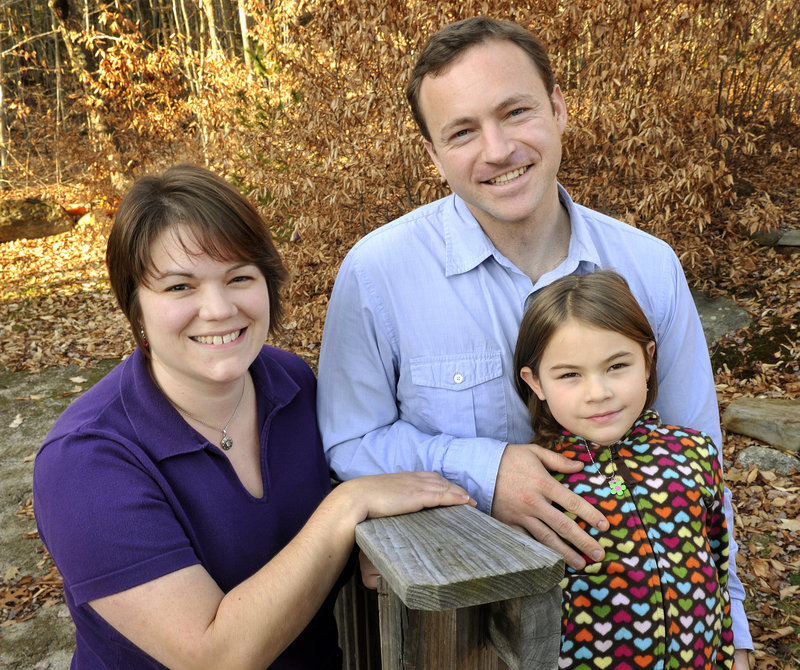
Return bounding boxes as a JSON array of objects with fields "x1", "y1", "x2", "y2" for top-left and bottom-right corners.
[{"x1": 438, "y1": 94, "x2": 539, "y2": 139}]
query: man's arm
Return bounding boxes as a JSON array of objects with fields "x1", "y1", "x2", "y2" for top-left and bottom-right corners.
[{"x1": 317, "y1": 251, "x2": 607, "y2": 563}]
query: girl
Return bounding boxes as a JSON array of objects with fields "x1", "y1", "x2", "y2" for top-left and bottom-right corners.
[{"x1": 513, "y1": 270, "x2": 735, "y2": 670}]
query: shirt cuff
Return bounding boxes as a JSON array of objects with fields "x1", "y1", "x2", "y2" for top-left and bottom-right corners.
[
  {"x1": 730, "y1": 596, "x2": 753, "y2": 650},
  {"x1": 440, "y1": 437, "x2": 506, "y2": 514}
]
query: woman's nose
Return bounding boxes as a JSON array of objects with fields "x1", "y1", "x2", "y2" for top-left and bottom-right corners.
[{"x1": 198, "y1": 286, "x2": 237, "y2": 321}]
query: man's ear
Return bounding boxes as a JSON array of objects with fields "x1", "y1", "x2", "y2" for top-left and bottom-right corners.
[
  {"x1": 551, "y1": 84, "x2": 568, "y2": 135},
  {"x1": 520, "y1": 366, "x2": 547, "y2": 401},
  {"x1": 422, "y1": 138, "x2": 447, "y2": 182}
]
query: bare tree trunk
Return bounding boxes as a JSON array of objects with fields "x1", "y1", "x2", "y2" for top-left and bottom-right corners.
[
  {"x1": 238, "y1": 0, "x2": 252, "y2": 71},
  {"x1": 51, "y1": 5, "x2": 63, "y2": 184},
  {"x1": 0, "y1": 31, "x2": 7, "y2": 189},
  {"x1": 199, "y1": 0, "x2": 222, "y2": 53},
  {"x1": 48, "y1": 0, "x2": 125, "y2": 186}
]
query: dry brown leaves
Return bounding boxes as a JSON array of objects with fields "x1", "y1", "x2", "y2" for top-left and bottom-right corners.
[{"x1": 0, "y1": 499, "x2": 63, "y2": 626}]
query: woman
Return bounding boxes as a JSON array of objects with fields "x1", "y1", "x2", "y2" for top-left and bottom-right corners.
[{"x1": 33, "y1": 164, "x2": 472, "y2": 669}]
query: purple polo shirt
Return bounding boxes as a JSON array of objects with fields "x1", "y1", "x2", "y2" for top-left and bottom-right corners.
[{"x1": 34, "y1": 346, "x2": 343, "y2": 669}]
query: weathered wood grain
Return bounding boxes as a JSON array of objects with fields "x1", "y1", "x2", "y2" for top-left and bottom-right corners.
[{"x1": 355, "y1": 504, "x2": 564, "y2": 611}]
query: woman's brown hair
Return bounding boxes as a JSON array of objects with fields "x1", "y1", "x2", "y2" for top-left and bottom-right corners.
[{"x1": 106, "y1": 164, "x2": 288, "y2": 355}]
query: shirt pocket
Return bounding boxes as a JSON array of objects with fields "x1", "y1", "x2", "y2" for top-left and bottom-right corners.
[{"x1": 405, "y1": 350, "x2": 507, "y2": 439}]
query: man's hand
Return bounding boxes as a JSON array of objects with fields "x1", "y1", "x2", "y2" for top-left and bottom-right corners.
[
  {"x1": 734, "y1": 649, "x2": 750, "y2": 669},
  {"x1": 492, "y1": 443, "x2": 609, "y2": 569}
]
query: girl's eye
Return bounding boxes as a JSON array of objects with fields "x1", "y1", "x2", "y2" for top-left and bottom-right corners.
[
  {"x1": 166, "y1": 283, "x2": 189, "y2": 292},
  {"x1": 231, "y1": 275, "x2": 254, "y2": 284},
  {"x1": 609, "y1": 362, "x2": 628, "y2": 371},
  {"x1": 559, "y1": 372, "x2": 579, "y2": 380}
]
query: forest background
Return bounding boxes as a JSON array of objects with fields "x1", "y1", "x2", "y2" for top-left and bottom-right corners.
[{"x1": 0, "y1": 0, "x2": 798, "y2": 667}]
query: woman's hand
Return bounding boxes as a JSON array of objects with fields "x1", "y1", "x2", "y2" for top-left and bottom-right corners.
[{"x1": 334, "y1": 471, "x2": 475, "y2": 525}]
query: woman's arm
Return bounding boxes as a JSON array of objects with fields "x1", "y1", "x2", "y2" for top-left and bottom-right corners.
[{"x1": 90, "y1": 472, "x2": 472, "y2": 670}]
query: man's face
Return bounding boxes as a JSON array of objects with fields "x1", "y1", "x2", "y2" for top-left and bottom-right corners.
[{"x1": 418, "y1": 39, "x2": 567, "y2": 233}]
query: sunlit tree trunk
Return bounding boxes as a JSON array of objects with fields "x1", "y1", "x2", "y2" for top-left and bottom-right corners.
[
  {"x1": 238, "y1": 0, "x2": 252, "y2": 71},
  {"x1": 199, "y1": 0, "x2": 222, "y2": 53},
  {"x1": 0, "y1": 33, "x2": 7, "y2": 188},
  {"x1": 48, "y1": 0, "x2": 124, "y2": 185},
  {"x1": 51, "y1": 6, "x2": 63, "y2": 184}
]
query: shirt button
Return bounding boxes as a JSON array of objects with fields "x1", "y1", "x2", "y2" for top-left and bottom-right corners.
[{"x1": 453, "y1": 373, "x2": 464, "y2": 384}]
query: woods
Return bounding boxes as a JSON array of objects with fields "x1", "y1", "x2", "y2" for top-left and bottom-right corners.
[
  {"x1": 2, "y1": 1, "x2": 798, "y2": 245},
  {"x1": 0, "y1": 1, "x2": 798, "y2": 667}
]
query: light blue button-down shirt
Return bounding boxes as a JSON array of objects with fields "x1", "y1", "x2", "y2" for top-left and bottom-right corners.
[{"x1": 317, "y1": 185, "x2": 751, "y2": 647}]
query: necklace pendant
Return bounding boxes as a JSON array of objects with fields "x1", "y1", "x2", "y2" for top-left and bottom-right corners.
[
  {"x1": 221, "y1": 431, "x2": 233, "y2": 451},
  {"x1": 609, "y1": 476, "x2": 627, "y2": 497}
]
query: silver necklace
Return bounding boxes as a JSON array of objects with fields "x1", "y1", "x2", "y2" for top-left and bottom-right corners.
[
  {"x1": 582, "y1": 441, "x2": 627, "y2": 497},
  {"x1": 170, "y1": 377, "x2": 246, "y2": 451}
]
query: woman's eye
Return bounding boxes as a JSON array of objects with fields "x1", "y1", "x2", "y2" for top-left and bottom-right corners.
[
  {"x1": 166, "y1": 283, "x2": 189, "y2": 292},
  {"x1": 231, "y1": 275, "x2": 253, "y2": 284},
  {"x1": 609, "y1": 363, "x2": 628, "y2": 371}
]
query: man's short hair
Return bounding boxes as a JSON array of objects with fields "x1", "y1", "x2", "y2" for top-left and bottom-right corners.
[{"x1": 406, "y1": 16, "x2": 556, "y2": 142}]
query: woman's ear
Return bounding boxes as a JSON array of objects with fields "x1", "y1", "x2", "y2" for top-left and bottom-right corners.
[{"x1": 520, "y1": 366, "x2": 547, "y2": 401}]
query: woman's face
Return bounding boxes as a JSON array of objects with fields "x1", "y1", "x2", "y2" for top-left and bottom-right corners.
[{"x1": 137, "y1": 225, "x2": 270, "y2": 393}]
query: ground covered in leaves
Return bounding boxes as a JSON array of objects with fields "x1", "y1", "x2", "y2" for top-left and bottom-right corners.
[{"x1": 0, "y1": 181, "x2": 798, "y2": 668}]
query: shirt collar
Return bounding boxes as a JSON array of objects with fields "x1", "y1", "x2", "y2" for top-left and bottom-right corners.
[
  {"x1": 441, "y1": 185, "x2": 603, "y2": 279},
  {"x1": 120, "y1": 346, "x2": 300, "y2": 461}
]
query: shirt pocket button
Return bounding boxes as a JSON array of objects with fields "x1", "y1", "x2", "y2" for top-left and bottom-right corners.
[{"x1": 453, "y1": 373, "x2": 464, "y2": 384}]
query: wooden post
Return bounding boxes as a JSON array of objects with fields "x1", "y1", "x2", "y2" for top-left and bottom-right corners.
[{"x1": 355, "y1": 505, "x2": 564, "y2": 669}]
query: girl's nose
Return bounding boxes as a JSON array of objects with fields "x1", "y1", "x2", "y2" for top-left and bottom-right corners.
[{"x1": 585, "y1": 375, "x2": 612, "y2": 401}]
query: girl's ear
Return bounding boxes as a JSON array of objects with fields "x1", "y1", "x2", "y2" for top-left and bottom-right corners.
[
  {"x1": 645, "y1": 340, "x2": 656, "y2": 379},
  {"x1": 520, "y1": 366, "x2": 547, "y2": 401}
]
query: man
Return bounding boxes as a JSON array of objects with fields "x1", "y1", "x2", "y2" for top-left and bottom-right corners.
[{"x1": 317, "y1": 16, "x2": 751, "y2": 662}]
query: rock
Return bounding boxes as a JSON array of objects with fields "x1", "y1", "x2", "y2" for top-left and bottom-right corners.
[
  {"x1": 0, "y1": 198, "x2": 75, "y2": 243},
  {"x1": 748, "y1": 228, "x2": 800, "y2": 247},
  {"x1": 778, "y1": 229, "x2": 800, "y2": 247},
  {"x1": 749, "y1": 229, "x2": 784, "y2": 246},
  {"x1": 722, "y1": 397, "x2": 800, "y2": 451},
  {"x1": 736, "y1": 445, "x2": 800, "y2": 475},
  {"x1": 690, "y1": 289, "x2": 752, "y2": 346}
]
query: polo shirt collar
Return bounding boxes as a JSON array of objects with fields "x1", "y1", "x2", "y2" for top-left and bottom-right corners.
[{"x1": 120, "y1": 346, "x2": 300, "y2": 462}]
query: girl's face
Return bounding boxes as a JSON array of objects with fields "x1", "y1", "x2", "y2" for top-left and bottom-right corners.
[
  {"x1": 520, "y1": 318, "x2": 655, "y2": 445},
  {"x1": 137, "y1": 225, "x2": 271, "y2": 396}
]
